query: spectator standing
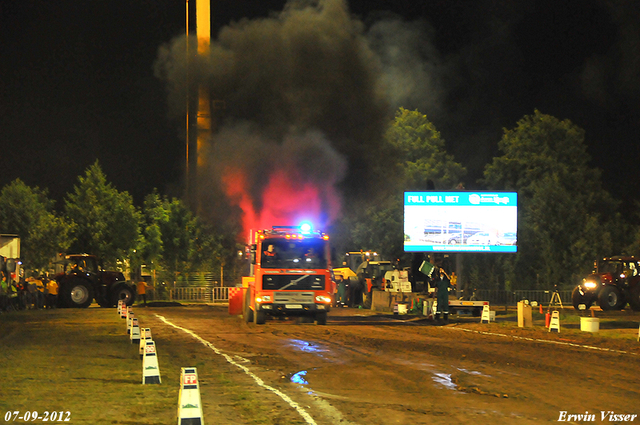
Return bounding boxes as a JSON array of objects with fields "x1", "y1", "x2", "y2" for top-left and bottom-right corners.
[
  {"x1": 137, "y1": 280, "x2": 148, "y2": 305},
  {"x1": 435, "y1": 267, "x2": 453, "y2": 323},
  {"x1": 46, "y1": 278, "x2": 58, "y2": 309},
  {"x1": 9, "y1": 278, "x2": 19, "y2": 310},
  {"x1": 336, "y1": 275, "x2": 347, "y2": 307},
  {"x1": 0, "y1": 272, "x2": 8, "y2": 312},
  {"x1": 35, "y1": 276, "x2": 46, "y2": 309},
  {"x1": 26, "y1": 277, "x2": 38, "y2": 309}
]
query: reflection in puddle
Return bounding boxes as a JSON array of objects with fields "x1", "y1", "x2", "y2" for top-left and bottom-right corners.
[
  {"x1": 288, "y1": 339, "x2": 329, "y2": 354},
  {"x1": 285, "y1": 339, "x2": 346, "y2": 365},
  {"x1": 291, "y1": 370, "x2": 309, "y2": 385},
  {"x1": 457, "y1": 368, "x2": 490, "y2": 377},
  {"x1": 432, "y1": 373, "x2": 457, "y2": 390},
  {"x1": 394, "y1": 359, "x2": 435, "y2": 371}
]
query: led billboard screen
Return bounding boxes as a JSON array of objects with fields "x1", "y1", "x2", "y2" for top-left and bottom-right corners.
[{"x1": 404, "y1": 191, "x2": 518, "y2": 253}]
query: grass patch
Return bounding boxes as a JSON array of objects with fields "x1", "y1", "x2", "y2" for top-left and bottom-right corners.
[
  {"x1": 0, "y1": 307, "x2": 312, "y2": 425},
  {"x1": 214, "y1": 372, "x2": 273, "y2": 425},
  {"x1": 0, "y1": 309, "x2": 177, "y2": 424}
]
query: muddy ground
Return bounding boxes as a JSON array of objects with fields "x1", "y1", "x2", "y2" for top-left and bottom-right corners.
[{"x1": 131, "y1": 305, "x2": 640, "y2": 425}]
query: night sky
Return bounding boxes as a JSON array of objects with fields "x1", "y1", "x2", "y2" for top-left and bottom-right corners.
[{"x1": 1, "y1": 0, "x2": 639, "y2": 216}]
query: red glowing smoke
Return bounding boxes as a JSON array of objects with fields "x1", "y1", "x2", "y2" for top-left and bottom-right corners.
[{"x1": 222, "y1": 167, "x2": 341, "y2": 237}]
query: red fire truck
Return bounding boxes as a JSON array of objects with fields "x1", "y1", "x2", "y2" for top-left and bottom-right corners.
[{"x1": 243, "y1": 224, "x2": 334, "y2": 325}]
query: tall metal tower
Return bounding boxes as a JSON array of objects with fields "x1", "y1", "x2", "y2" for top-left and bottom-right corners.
[{"x1": 186, "y1": 0, "x2": 211, "y2": 213}]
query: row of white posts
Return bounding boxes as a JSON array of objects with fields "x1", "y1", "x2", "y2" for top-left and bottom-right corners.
[{"x1": 117, "y1": 301, "x2": 205, "y2": 425}]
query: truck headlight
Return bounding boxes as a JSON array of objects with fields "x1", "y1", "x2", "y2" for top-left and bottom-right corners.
[
  {"x1": 256, "y1": 295, "x2": 272, "y2": 303},
  {"x1": 315, "y1": 295, "x2": 332, "y2": 303}
]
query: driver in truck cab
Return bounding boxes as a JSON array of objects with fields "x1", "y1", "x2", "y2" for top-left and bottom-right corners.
[
  {"x1": 263, "y1": 244, "x2": 278, "y2": 264},
  {"x1": 304, "y1": 248, "x2": 318, "y2": 264}
]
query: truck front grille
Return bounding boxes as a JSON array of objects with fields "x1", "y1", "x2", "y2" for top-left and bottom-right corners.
[{"x1": 273, "y1": 292, "x2": 315, "y2": 304}]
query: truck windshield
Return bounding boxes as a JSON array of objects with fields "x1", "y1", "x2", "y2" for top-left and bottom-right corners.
[{"x1": 261, "y1": 238, "x2": 327, "y2": 269}]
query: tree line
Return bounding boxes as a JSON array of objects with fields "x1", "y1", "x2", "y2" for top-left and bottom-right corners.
[
  {"x1": 2, "y1": 108, "x2": 634, "y2": 291},
  {"x1": 343, "y1": 108, "x2": 637, "y2": 291},
  {"x1": 0, "y1": 161, "x2": 233, "y2": 286}
]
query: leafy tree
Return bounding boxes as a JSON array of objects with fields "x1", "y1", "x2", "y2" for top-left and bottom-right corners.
[
  {"x1": 136, "y1": 190, "x2": 165, "y2": 279},
  {"x1": 142, "y1": 193, "x2": 224, "y2": 285},
  {"x1": 345, "y1": 108, "x2": 466, "y2": 260},
  {"x1": 64, "y1": 161, "x2": 141, "y2": 267},
  {"x1": 480, "y1": 110, "x2": 618, "y2": 290},
  {"x1": 385, "y1": 108, "x2": 466, "y2": 190},
  {"x1": 0, "y1": 179, "x2": 74, "y2": 270},
  {"x1": 157, "y1": 198, "x2": 197, "y2": 279}
]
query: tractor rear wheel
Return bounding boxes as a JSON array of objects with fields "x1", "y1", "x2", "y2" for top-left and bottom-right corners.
[{"x1": 111, "y1": 284, "x2": 135, "y2": 307}]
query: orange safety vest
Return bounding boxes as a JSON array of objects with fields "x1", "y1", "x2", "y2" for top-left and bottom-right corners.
[
  {"x1": 137, "y1": 281, "x2": 146, "y2": 295},
  {"x1": 35, "y1": 279, "x2": 45, "y2": 293}
]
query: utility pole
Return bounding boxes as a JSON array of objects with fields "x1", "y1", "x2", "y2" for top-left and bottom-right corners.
[{"x1": 186, "y1": 0, "x2": 211, "y2": 213}]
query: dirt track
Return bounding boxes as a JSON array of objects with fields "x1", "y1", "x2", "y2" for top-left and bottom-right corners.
[{"x1": 132, "y1": 305, "x2": 640, "y2": 425}]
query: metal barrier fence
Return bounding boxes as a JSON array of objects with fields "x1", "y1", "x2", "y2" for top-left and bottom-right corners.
[
  {"x1": 169, "y1": 286, "x2": 230, "y2": 303},
  {"x1": 475, "y1": 289, "x2": 573, "y2": 307},
  {"x1": 164, "y1": 287, "x2": 570, "y2": 307}
]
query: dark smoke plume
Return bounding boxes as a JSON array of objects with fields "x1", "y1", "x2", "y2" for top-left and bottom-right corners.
[{"x1": 154, "y1": 0, "x2": 390, "y2": 229}]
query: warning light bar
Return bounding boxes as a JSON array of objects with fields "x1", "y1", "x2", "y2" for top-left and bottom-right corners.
[{"x1": 255, "y1": 225, "x2": 329, "y2": 241}]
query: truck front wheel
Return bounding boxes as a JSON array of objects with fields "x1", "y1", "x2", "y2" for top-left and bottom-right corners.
[
  {"x1": 244, "y1": 291, "x2": 254, "y2": 323},
  {"x1": 315, "y1": 311, "x2": 327, "y2": 325},
  {"x1": 598, "y1": 286, "x2": 623, "y2": 310},
  {"x1": 63, "y1": 279, "x2": 94, "y2": 308},
  {"x1": 254, "y1": 309, "x2": 266, "y2": 325}
]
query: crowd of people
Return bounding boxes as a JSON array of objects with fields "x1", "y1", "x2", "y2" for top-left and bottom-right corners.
[{"x1": 0, "y1": 271, "x2": 58, "y2": 313}]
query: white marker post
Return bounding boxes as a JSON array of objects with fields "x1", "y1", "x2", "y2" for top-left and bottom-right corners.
[
  {"x1": 139, "y1": 328, "x2": 152, "y2": 359},
  {"x1": 127, "y1": 312, "x2": 135, "y2": 335},
  {"x1": 130, "y1": 318, "x2": 141, "y2": 344},
  {"x1": 177, "y1": 367, "x2": 204, "y2": 425},
  {"x1": 142, "y1": 340, "x2": 162, "y2": 384}
]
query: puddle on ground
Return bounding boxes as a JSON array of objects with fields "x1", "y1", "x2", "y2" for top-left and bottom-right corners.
[
  {"x1": 392, "y1": 358, "x2": 436, "y2": 371},
  {"x1": 288, "y1": 339, "x2": 329, "y2": 354},
  {"x1": 286, "y1": 339, "x2": 346, "y2": 364},
  {"x1": 457, "y1": 368, "x2": 491, "y2": 377},
  {"x1": 290, "y1": 370, "x2": 309, "y2": 385},
  {"x1": 432, "y1": 372, "x2": 458, "y2": 390}
]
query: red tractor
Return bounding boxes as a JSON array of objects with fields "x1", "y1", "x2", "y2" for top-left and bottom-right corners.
[
  {"x1": 572, "y1": 256, "x2": 640, "y2": 311},
  {"x1": 55, "y1": 254, "x2": 136, "y2": 308}
]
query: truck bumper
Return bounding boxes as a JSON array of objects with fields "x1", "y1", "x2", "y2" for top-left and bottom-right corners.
[{"x1": 257, "y1": 303, "x2": 331, "y2": 316}]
